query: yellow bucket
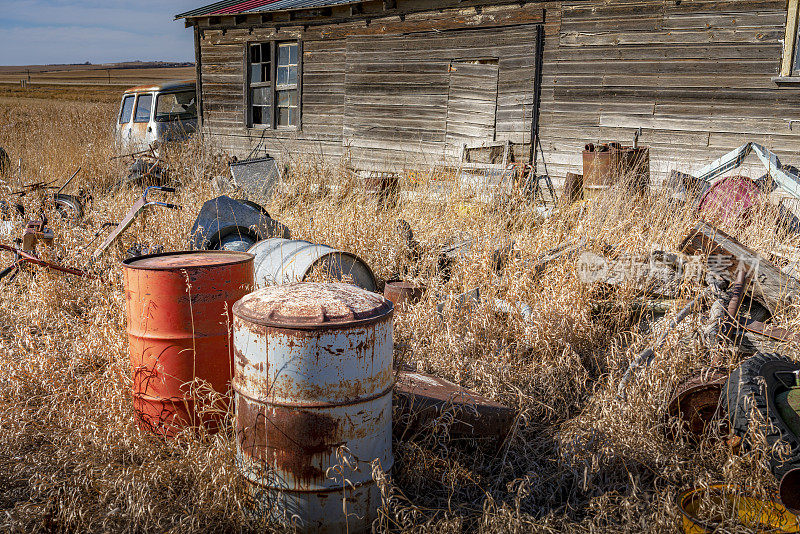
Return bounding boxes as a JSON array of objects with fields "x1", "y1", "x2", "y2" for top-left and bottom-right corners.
[{"x1": 679, "y1": 485, "x2": 800, "y2": 533}]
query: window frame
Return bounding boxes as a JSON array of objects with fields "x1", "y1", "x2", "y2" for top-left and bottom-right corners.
[
  {"x1": 133, "y1": 93, "x2": 153, "y2": 124},
  {"x1": 244, "y1": 39, "x2": 302, "y2": 130},
  {"x1": 154, "y1": 90, "x2": 197, "y2": 123},
  {"x1": 781, "y1": 0, "x2": 800, "y2": 77},
  {"x1": 119, "y1": 94, "x2": 135, "y2": 124}
]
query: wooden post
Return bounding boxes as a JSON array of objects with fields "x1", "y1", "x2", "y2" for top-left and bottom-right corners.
[{"x1": 781, "y1": 0, "x2": 800, "y2": 77}]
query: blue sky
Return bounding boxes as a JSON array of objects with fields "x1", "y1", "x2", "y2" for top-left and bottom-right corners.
[{"x1": 0, "y1": 0, "x2": 203, "y2": 65}]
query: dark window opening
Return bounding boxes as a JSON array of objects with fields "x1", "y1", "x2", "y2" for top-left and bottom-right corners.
[
  {"x1": 247, "y1": 41, "x2": 300, "y2": 128},
  {"x1": 119, "y1": 95, "x2": 135, "y2": 124},
  {"x1": 133, "y1": 94, "x2": 152, "y2": 123}
]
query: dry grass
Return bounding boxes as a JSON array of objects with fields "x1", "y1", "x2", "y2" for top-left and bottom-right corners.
[
  {"x1": 0, "y1": 94, "x2": 798, "y2": 533},
  {"x1": 0, "y1": 83, "x2": 122, "y2": 104}
]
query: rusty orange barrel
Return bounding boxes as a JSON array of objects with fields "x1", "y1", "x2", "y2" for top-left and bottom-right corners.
[
  {"x1": 232, "y1": 282, "x2": 394, "y2": 533},
  {"x1": 123, "y1": 251, "x2": 254, "y2": 438}
]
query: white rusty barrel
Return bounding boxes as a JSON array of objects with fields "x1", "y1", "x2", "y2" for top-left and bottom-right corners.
[
  {"x1": 232, "y1": 282, "x2": 394, "y2": 533},
  {"x1": 247, "y1": 238, "x2": 377, "y2": 292}
]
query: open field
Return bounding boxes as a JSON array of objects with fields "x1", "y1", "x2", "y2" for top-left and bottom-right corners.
[
  {"x1": 0, "y1": 62, "x2": 194, "y2": 87},
  {"x1": 0, "y1": 83, "x2": 124, "y2": 104},
  {"x1": 0, "y1": 93, "x2": 798, "y2": 532}
]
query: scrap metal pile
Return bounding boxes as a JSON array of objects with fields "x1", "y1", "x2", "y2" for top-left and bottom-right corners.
[
  {"x1": 6, "y1": 141, "x2": 800, "y2": 532},
  {"x1": 568, "y1": 140, "x2": 800, "y2": 532}
]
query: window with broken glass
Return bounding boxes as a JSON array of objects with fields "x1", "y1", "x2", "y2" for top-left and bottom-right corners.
[{"x1": 247, "y1": 41, "x2": 300, "y2": 128}]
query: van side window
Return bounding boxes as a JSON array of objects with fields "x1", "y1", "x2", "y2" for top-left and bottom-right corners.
[
  {"x1": 119, "y1": 95, "x2": 135, "y2": 124},
  {"x1": 155, "y1": 91, "x2": 196, "y2": 122},
  {"x1": 134, "y1": 94, "x2": 153, "y2": 123}
]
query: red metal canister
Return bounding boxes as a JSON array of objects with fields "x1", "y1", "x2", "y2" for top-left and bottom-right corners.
[{"x1": 123, "y1": 251, "x2": 254, "y2": 437}]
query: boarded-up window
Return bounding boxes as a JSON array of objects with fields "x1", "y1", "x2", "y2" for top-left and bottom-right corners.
[{"x1": 445, "y1": 60, "x2": 499, "y2": 146}]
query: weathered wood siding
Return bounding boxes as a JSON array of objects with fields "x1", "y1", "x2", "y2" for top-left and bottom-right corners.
[
  {"x1": 197, "y1": 0, "x2": 800, "y2": 181},
  {"x1": 195, "y1": 1, "x2": 543, "y2": 170},
  {"x1": 539, "y1": 0, "x2": 800, "y2": 182},
  {"x1": 342, "y1": 26, "x2": 537, "y2": 169}
]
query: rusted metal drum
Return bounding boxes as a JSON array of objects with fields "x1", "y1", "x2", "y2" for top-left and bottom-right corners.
[
  {"x1": 383, "y1": 280, "x2": 424, "y2": 309},
  {"x1": 232, "y1": 282, "x2": 394, "y2": 533},
  {"x1": 583, "y1": 144, "x2": 649, "y2": 196},
  {"x1": 562, "y1": 172, "x2": 583, "y2": 204},
  {"x1": 583, "y1": 145, "x2": 618, "y2": 188},
  {"x1": 123, "y1": 251, "x2": 254, "y2": 438},
  {"x1": 667, "y1": 369, "x2": 728, "y2": 440},
  {"x1": 247, "y1": 237, "x2": 377, "y2": 292}
]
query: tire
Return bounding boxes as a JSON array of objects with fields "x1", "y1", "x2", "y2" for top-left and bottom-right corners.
[
  {"x1": 54, "y1": 194, "x2": 84, "y2": 221},
  {"x1": 725, "y1": 353, "x2": 800, "y2": 479},
  {"x1": 237, "y1": 199, "x2": 271, "y2": 220}
]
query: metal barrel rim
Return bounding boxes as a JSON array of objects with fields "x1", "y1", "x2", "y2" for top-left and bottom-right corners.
[{"x1": 122, "y1": 249, "x2": 254, "y2": 270}]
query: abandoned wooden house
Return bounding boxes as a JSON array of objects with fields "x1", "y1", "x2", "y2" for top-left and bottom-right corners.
[{"x1": 176, "y1": 0, "x2": 800, "y2": 183}]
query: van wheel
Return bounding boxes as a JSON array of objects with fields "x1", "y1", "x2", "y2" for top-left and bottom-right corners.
[
  {"x1": 725, "y1": 353, "x2": 800, "y2": 479},
  {"x1": 54, "y1": 194, "x2": 84, "y2": 221}
]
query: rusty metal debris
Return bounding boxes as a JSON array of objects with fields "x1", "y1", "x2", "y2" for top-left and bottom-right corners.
[
  {"x1": 0, "y1": 243, "x2": 89, "y2": 280},
  {"x1": 384, "y1": 280, "x2": 424, "y2": 309},
  {"x1": 394, "y1": 369, "x2": 516, "y2": 441},
  {"x1": 8, "y1": 167, "x2": 85, "y2": 221},
  {"x1": 582, "y1": 141, "x2": 649, "y2": 197},
  {"x1": 93, "y1": 186, "x2": 180, "y2": 260},
  {"x1": 667, "y1": 369, "x2": 728, "y2": 439},
  {"x1": 20, "y1": 219, "x2": 53, "y2": 253},
  {"x1": 680, "y1": 221, "x2": 800, "y2": 316},
  {"x1": 112, "y1": 146, "x2": 170, "y2": 190}
]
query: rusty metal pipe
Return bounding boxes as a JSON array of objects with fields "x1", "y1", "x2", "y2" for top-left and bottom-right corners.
[
  {"x1": 0, "y1": 244, "x2": 89, "y2": 277},
  {"x1": 727, "y1": 266, "x2": 749, "y2": 318},
  {"x1": 780, "y1": 468, "x2": 800, "y2": 514}
]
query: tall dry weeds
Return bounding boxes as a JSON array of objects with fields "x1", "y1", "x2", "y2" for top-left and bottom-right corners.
[{"x1": 0, "y1": 95, "x2": 797, "y2": 533}]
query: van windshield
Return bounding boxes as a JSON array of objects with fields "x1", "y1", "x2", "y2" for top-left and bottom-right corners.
[{"x1": 155, "y1": 91, "x2": 197, "y2": 122}]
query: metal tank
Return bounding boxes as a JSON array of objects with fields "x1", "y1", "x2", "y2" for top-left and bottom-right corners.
[
  {"x1": 247, "y1": 237, "x2": 377, "y2": 292},
  {"x1": 123, "y1": 250, "x2": 254, "y2": 438},
  {"x1": 232, "y1": 282, "x2": 394, "y2": 533}
]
